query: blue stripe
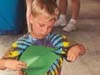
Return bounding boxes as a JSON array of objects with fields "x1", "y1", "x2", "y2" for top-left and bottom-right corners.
[
  {"x1": 50, "y1": 35, "x2": 60, "y2": 44},
  {"x1": 55, "y1": 48, "x2": 63, "y2": 54},
  {"x1": 52, "y1": 37, "x2": 62, "y2": 46}
]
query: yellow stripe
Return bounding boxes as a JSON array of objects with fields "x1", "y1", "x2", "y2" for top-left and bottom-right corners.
[
  {"x1": 62, "y1": 35, "x2": 67, "y2": 39},
  {"x1": 12, "y1": 42, "x2": 17, "y2": 48},
  {"x1": 51, "y1": 71, "x2": 55, "y2": 75},
  {"x1": 8, "y1": 51, "x2": 19, "y2": 58},
  {"x1": 63, "y1": 42, "x2": 70, "y2": 47},
  {"x1": 55, "y1": 69, "x2": 58, "y2": 75},
  {"x1": 59, "y1": 58, "x2": 63, "y2": 66}
]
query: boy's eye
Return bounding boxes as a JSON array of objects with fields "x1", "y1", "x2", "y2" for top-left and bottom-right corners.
[{"x1": 39, "y1": 23, "x2": 45, "y2": 27}]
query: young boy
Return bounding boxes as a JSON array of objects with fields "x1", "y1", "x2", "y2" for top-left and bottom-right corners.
[{"x1": 1, "y1": 0, "x2": 85, "y2": 75}]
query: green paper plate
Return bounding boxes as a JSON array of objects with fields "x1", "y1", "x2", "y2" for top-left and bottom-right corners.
[{"x1": 19, "y1": 45, "x2": 60, "y2": 75}]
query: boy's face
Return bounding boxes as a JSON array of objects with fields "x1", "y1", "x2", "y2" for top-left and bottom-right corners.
[{"x1": 29, "y1": 14, "x2": 57, "y2": 39}]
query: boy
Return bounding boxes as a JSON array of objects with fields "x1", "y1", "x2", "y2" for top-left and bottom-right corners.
[{"x1": 1, "y1": 0, "x2": 85, "y2": 75}]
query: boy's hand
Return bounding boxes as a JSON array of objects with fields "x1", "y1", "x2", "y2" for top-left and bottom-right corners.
[
  {"x1": 4, "y1": 59, "x2": 27, "y2": 71},
  {"x1": 66, "y1": 44, "x2": 85, "y2": 62}
]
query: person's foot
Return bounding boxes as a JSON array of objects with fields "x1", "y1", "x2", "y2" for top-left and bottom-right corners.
[
  {"x1": 63, "y1": 19, "x2": 77, "y2": 32},
  {"x1": 54, "y1": 15, "x2": 67, "y2": 27}
]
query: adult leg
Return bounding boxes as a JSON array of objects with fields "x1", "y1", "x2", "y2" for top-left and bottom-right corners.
[
  {"x1": 63, "y1": 0, "x2": 80, "y2": 32},
  {"x1": 54, "y1": 0, "x2": 68, "y2": 26},
  {"x1": 71, "y1": 0, "x2": 80, "y2": 19},
  {"x1": 26, "y1": 0, "x2": 32, "y2": 32}
]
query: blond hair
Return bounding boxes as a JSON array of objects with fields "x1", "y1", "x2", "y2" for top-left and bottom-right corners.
[{"x1": 31, "y1": 0, "x2": 59, "y2": 19}]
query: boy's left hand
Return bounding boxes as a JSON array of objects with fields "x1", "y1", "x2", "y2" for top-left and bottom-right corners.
[{"x1": 66, "y1": 44, "x2": 85, "y2": 62}]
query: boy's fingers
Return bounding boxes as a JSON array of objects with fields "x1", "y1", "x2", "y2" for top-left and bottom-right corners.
[
  {"x1": 71, "y1": 56, "x2": 77, "y2": 62},
  {"x1": 67, "y1": 54, "x2": 73, "y2": 62},
  {"x1": 18, "y1": 61, "x2": 27, "y2": 67},
  {"x1": 15, "y1": 64, "x2": 27, "y2": 71},
  {"x1": 18, "y1": 64, "x2": 27, "y2": 69},
  {"x1": 67, "y1": 54, "x2": 78, "y2": 62},
  {"x1": 17, "y1": 65, "x2": 26, "y2": 69}
]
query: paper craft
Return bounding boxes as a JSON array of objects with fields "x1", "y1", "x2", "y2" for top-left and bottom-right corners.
[{"x1": 19, "y1": 45, "x2": 60, "y2": 75}]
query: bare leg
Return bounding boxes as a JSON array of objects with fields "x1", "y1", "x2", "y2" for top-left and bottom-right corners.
[
  {"x1": 54, "y1": 0, "x2": 68, "y2": 26},
  {"x1": 59, "y1": 0, "x2": 67, "y2": 15},
  {"x1": 63, "y1": 0, "x2": 80, "y2": 32},
  {"x1": 26, "y1": 0, "x2": 32, "y2": 32},
  {"x1": 71, "y1": 0, "x2": 80, "y2": 19}
]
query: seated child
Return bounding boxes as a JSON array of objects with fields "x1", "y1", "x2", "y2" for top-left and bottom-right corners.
[{"x1": 1, "y1": 0, "x2": 85, "y2": 75}]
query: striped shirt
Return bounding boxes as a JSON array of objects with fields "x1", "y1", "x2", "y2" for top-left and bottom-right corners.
[{"x1": 3, "y1": 33, "x2": 76, "y2": 75}]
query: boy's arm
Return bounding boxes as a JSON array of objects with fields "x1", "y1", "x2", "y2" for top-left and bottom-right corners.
[
  {"x1": 61, "y1": 35, "x2": 86, "y2": 62},
  {"x1": 1, "y1": 41, "x2": 27, "y2": 70},
  {"x1": 3, "y1": 34, "x2": 31, "y2": 59},
  {"x1": 2, "y1": 42, "x2": 20, "y2": 59},
  {"x1": 66, "y1": 44, "x2": 86, "y2": 62},
  {"x1": 1, "y1": 35, "x2": 32, "y2": 71},
  {"x1": 49, "y1": 33, "x2": 85, "y2": 62}
]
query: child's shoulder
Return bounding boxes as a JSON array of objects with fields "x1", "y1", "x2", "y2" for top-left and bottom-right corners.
[
  {"x1": 49, "y1": 32, "x2": 61, "y2": 37},
  {"x1": 11, "y1": 33, "x2": 32, "y2": 48},
  {"x1": 18, "y1": 33, "x2": 29, "y2": 40},
  {"x1": 49, "y1": 32, "x2": 68, "y2": 39}
]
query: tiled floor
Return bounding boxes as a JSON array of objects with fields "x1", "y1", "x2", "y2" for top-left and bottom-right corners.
[{"x1": 0, "y1": 0, "x2": 100, "y2": 75}]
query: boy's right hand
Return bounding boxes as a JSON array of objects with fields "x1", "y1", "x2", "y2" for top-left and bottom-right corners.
[{"x1": 4, "y1": 59, "x2": 27, "y2": 71}]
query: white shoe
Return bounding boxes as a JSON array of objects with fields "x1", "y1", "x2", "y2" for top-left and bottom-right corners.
[
  {"x1": 63, "y1": 19, "x2": 77, "y2": 32},
  {"x1": 54, "y1": 15, "x2": 67, "y2": 27}
]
